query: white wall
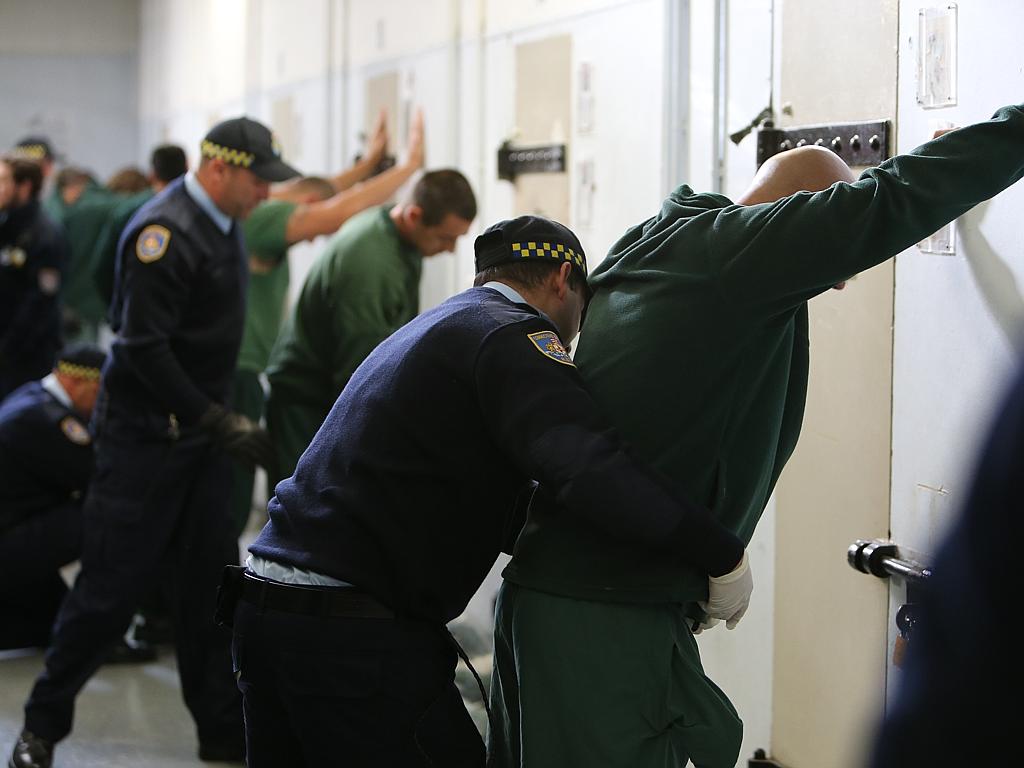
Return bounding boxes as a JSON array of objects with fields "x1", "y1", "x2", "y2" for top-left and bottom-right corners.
[{"x1": 0, "y1": 0, "x2": 140, "y2": 179}]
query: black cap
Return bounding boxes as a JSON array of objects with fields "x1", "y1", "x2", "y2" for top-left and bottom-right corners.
[
  {"x1": 200, "y1": 117, "x2": 300, "y2": 182},
  {"x1": 474, "y1": 215, "x2": 589, "y2": 286},
  {"x1": 12, "y1": 136, "x2": 60, "y2": 163},
  {"x1": 55, "y1": 343, "x2": 106, "y2": 381}
]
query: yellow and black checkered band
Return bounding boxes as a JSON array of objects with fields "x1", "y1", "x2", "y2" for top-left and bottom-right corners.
[
  {"x1": 200, "y1": 140, "x2": 255, "y2": 168},
  {"x1": 510, "y1": 241, "x2": 587, "y2": 275},
  {"x1": 56, "y1": 361, "x2": 102, "y2": 381},
  {"x1": 11, "y1": 144, "x2": 48, "y2": 161}
]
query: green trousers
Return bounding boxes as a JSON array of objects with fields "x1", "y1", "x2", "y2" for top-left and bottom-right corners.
[
  {"x1": 229, "y1": 368, "x2": 266, "y2": 537},
  {"x1": 264, "y1": 389, "x2": 327, "y2": 490},
  {"x1": 488, "y1": 582, "x2": 742, "y2": 768}
]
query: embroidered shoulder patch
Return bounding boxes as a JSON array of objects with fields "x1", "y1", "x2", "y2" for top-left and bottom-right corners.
[
  {"x1": 527, "y1": 331, "x2": 575, "y2": 366},
  {"x1": 60, "y1": 416, "x2": 91, "y2": 446},
  {"x1": 136, "y1": 225, "x2": 171, "y2": 263},
  {"x1": 0, "y1": 246, "x2": 27, "y2": 268}
]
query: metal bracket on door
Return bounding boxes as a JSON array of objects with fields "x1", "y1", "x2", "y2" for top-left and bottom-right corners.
[
  {"x1": 497, "y1": 141, "x2": 567, "y2": 182},
  {"x1": 755, "y1": 120, "x2": 891, "y2": 168}
]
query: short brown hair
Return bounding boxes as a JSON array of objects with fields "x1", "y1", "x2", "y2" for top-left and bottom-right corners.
[
  {"x1": 55, "y1": 167, "x2": 94, "y2": 195},
  {"x1": 411, "y1": 169, "x2": 476, "y2": 226},
  {"x1": 106, "y1": 166, "x2": 149, "y2": 194},
  {"x1": 474, "y1": 260, "x2": 586, "y2": 295},
  {"x1": 291, "y1": 175, "x2": 336, "y2": 201}
]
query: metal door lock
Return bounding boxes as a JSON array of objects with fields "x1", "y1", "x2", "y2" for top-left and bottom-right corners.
[{"x1": 892, "y1": 602, "x2": 919, "y2": 669}]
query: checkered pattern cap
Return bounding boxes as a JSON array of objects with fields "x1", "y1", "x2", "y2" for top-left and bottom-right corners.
[
  {"x1": 12, "y1": 136, "x2": 60, "y2": 162},
  {"x1": 474, "y1": 215, "x2": 588, "y2": 283},
  {"x1": 201, "y1": 117, "x2": 299, "y2": 182},
  {"x1": 56, "y1": 343, "x2": 106, "y2": 381}
]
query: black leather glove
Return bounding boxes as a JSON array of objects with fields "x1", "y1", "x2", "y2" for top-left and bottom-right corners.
[{"x1": 199, "y1": 403, "x2": 275, "y2": 469}]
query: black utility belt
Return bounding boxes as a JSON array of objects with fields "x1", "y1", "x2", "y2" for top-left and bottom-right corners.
[{"x1": 240, "y1": 571, "x2": 395, "y2": 619}]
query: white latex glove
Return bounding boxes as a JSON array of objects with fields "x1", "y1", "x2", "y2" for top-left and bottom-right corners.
[
  {"x1": 698, "y1": 551, "x2": 753, "y2": 630},
  {"x1": 691, "y1": 617, "x2": 721, "y2": 635}
]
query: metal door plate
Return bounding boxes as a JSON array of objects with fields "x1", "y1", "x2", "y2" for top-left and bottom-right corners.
[{"x1": 756, "y1": 120, "x2": 891, "y2": 168}]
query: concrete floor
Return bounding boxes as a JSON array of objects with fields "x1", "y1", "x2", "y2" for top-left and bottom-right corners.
[
  {"x1": 0, "y1": 502, "x2": 498, "y2": 765},
  {"x1": 0, "y1": 648, "x2": 241, "y2": 767},
  {"x1": 0, "y1": 514, "x2": 266, "y2": 767}
]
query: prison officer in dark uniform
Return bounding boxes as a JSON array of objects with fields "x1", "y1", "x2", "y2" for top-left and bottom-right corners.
[
  {"x1": 232, "y1": 215, "x2": 749, "y2": 767},
  {"x1": 0, "y1": 345, "x2": 104, "y2": 651},
  {"x1": 0, "y1": 156, "x2": 67, "y2": 401},
  {"x1": 9, "y1": 117, "x2": 298, "y2": 768}
]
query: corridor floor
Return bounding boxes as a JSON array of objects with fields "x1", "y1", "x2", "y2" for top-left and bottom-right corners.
[{"x1": 0, "y1": 647, "x2": 241, "y2": 767}]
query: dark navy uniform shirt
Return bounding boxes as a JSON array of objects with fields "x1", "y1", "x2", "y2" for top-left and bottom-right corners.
[
  {"x1": 104, "y1": 177, "x2": 247, "y2": 425},
  {"x1": 250, "y1": 286, "x2": 743, "y2": 624},
  {"x1": 0, "y1": 201, "x2": 67, "y2": 383},
  {"x1": 0, "y1": 379, "x2": 93, "y2": 533}
]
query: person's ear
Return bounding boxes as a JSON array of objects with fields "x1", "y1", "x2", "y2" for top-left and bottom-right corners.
[
  {"x1": 554, "y1": 262, "x2": 572, "y2": 301},
  {"x1": 405, "y1": 205, "x2": 424, "y2": 228}
]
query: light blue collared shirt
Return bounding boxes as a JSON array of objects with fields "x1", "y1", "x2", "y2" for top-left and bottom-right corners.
[
  {"x1": 41, "y1": 373, "x2": 72, "y2": 409},
  {"x1": 183, "y1": 172, "x2": 233, "y2": 235},
  {"x1": 482, "y1": 280, "x2": 558, "y2": 330},
  {"x1": 246, "y1": 554, "x2": 352, "y2": 587}
]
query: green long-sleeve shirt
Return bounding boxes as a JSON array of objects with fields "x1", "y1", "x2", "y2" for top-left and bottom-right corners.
[
  {"x1": 505, "y1": 104, "x2": 1024, "y2": 605},
  {"x1": 266, "y1": 206, "x2": 422, "y2": 412},
  {"x1": 60, "y1": 186, "x2": 122, "y2": 325},
  {"x1": 238, "y1": 199, "x2": 297, "y2": 374}
]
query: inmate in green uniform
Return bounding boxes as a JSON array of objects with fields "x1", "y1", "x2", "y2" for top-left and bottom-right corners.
[
  {"x1": 265, "y1": 205, "x2": 422, "y2": 484},
  {"x1": 228, "y1": 199, "x2": 297, "y2": 533},
  {"x1": 54, "y1": 185, "x2": 122, "y2": 341},
  {"x1": 490, "y1": 105, "x2": 1024, "y2": 768}
]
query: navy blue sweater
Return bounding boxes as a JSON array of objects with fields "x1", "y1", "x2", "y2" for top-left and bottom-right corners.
[
  {"x1": 251, "y1": 287, "x2": 743, "y2": 624},
  {"x1": 0, "y1": 380, "x2": 93, "y2": 532}
]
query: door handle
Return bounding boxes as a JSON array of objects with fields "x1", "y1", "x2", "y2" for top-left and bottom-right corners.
[
  {"x1": 848, "y1": 538, "x2": 932, "y2": 668},
  {"x1": 847, "y1": 538, "x2": 932, "y2": 586}
]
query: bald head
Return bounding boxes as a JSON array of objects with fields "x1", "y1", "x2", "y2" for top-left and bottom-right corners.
[{"x1": 737, "y1": 145, "x2": 856, "y2": 206}]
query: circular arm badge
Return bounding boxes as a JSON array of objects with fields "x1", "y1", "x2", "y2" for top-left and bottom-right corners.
[
  {"x1": 60, "y1": 416, "x2": 92, "y2": 446},
  {"x1": 136, "y1": 225, "x2": 171, "y2": 263}
]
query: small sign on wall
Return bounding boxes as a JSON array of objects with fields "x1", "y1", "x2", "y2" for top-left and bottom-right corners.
[
  {"x1": 917, "y1": 5, "x2": 958, "y2": 109},
  {"x1": 577, "y1": 62, "x2": 595, "y2": 134}
]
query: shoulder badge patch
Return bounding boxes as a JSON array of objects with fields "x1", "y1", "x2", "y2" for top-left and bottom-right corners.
[
  {"x1": 0, "y1": 246, "x2": 27, "y2": 268},
  {"x1": 527, "y1": 331, "x2": 575, "y2": 366},
  {"x1": 60, "y1": 416, "x2": 91, "y2": 446},
  {"x1": 136, "y1": 225, "x2": 171, "y2": 263}
]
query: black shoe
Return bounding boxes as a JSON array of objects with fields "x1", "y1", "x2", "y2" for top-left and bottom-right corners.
[
  {"x1": 8, "y1": 730, "x2": 53, "y2": 768},
  {"x1": 198, "y1": 740, "x2": 245, "y2": 763},
  {"x1": 103, "y1": 637, "x2": 158, "y2": 665},
  {"x1": 132, "y1": 611, "x2": 173, "y2": 646}
]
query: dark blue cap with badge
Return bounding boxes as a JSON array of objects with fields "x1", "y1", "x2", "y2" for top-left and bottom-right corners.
[
  {"x1": 200, "y1": 117, "x2": 300, "y2": 182},
  {"x1": 474, "y1": 215, "x2": 590, "y2": 288}
]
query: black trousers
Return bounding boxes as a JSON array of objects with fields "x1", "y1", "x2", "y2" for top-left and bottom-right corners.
[
  {"x1": 0, "y1": 502, "x2": 81, "y2": 650},
  {"x1": 232, "y1": 598, "x2": 484, "y2": 767},
  {"x1": 23, "y1": 414, "x2": 243, "y2": 751}
]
